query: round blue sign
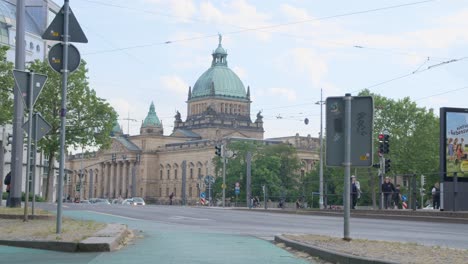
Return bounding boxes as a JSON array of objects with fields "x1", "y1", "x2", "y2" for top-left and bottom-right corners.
[{"x1": 200, "y1": 192, "x2": 206, "y2": 199}]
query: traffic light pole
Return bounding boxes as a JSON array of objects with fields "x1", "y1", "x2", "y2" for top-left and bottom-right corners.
[
  {"x1": 343, "y1": 94, "x2": 352, "y2": 241},
  {"x1": 23, "y1": 72, "x2": 35, "y2": 221},
  {"x1": 222, "y1": 145, "x2": 226, "y2": 208}
]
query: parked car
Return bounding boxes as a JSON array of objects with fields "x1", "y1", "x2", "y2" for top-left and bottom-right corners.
[
  {"x1": 80, "y1": 200, "x2": 91, "y2": 204},
  {"x1": 131, "y1": 197, "x2": 146, "y2": 206},
  {"x1": 122, "y1": 199, "x2": 134, "y2": 205},
  {"x1": 94, "y1": 198, "x2": 111, "y2": 205},
  {"x1": 423, "y1": 204, "x2": 434, "y2": 210},
  {"x1": 112, "y1": 199, "x2": 124, "y2": 205}
]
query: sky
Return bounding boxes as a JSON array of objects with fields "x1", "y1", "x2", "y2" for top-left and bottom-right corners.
[{"x1": 66, "y1": 0, "x2": 468, "y2": 139}]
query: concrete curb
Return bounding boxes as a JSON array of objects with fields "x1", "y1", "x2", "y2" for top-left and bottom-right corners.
[
  {"x1": 233, "y1": 208, "x2": 468, "y2": 224},
  {"x1": 0, "y1": 223, "x2": 131, "y2": 252},
  {"x1": 275, "y1": 235, "x2": 398, "y2": 264},
  {"x1": 0, "y1": 214, "x2": 54, "y2": 220}
]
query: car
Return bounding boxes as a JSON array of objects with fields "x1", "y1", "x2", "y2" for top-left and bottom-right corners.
[
  {"x1": 131, "y1": 197, "x2": 146, "y2": 205},
  {"x1": 94, "y1": 198, "x2": 111, "y2": 205},
  {"x1": 112, "y1": 199, "x2": 124, "y2": 205},
  {"x1": 80, "y1": 200, "x2": 91, "y2": 204},
  {"x1": 122, "y1": 199, "x2": 134, "y2": 205}
]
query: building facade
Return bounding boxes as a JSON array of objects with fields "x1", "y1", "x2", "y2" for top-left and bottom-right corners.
[{"x1": 66, "y1": 37, "x2": 319, "y2": 204}]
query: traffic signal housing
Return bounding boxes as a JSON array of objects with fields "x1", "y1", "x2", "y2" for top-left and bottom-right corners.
[
  {"x1": 383, "y1": 134, "x2": 390, "y2": 154},
  {"x1": 215, "y1": 145, "x2": 222, "y2": 157},
  {"x1": 6, "y1": 133, "x2": 13, "y2": 146},
  {"x1": 385, "y1": 159, "x2": 391, "y2": 173},
  {"x1": 378, "y1": 134, "x2": 384, "y2": 155}
]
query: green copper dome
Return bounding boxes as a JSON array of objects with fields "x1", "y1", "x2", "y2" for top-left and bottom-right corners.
[
  {"x1": 142, "y1": 102, "x2": 161, "y2": 127},
  {"x1": 191, "y1": 35, "x2": 247, "y2": 100},
  {"x1": 110, "y1": 119, "x2": 122, "y2": 136}
]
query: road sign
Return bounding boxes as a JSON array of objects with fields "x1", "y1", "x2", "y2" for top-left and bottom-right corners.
[
  {"x1": 200, "y1": 198, "x2": 206, "y2": 205},
  {"x1": 13, "y1": 70, "x2": 47, "y2": 110},
  {"x1": 22, "y1": 113, "x2": 52, "y2": 141},
  {"x1": 42, "y1": 6, "x2": 88, "y2": 43},
  {"x1": 200, "y1": 192, "x2": 206, "y2": 199},
  {"x1": 48, "y1": 43, "x2": 81, "y2": 73},
  {"x1": 204, "y1": 175, "x2": 215, "y2": 185},
  {"x1": 235, "y1": 188, "x2": 240, "y2": 195},
  {"x1": 326, "y1": 96, "x2": 373, "y2": 167}
]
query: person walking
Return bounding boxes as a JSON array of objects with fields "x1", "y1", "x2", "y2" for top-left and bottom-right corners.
[
  {"x1": 432, "y1": 182, "x2": 440, "y2": 209},
  {"x1": 381, "y1": 177, "x2": 395, "y2": 209},
  {"x1": 4, "y1": 171, "x2": 11, "y2": 206},
  {"x1": 169, "y1": 192, "x2": 174, "y2": 205},
  {"x1": 351, "y1": 175, "x2": 361, "y2": 209}
]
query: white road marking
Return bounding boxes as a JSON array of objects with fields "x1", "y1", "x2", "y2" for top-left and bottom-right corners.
[
  {"x1": 169, "y1": 215, "x2": 212, "y2": 221},
  {"x1": 87, "y1": 211, "x2": 140, "y2": 221}
]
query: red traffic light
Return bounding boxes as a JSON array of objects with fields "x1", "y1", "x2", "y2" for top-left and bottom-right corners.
[{"x1": 378, "y1": 134, "x2": 384, "y2": 140}]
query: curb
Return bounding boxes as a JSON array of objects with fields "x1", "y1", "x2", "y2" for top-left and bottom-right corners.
[
  {"x1": 0, "y1": 223, "x2": 131, "y2": 252},
  {"x1": 0, "y1": 214, "x2": 54, "y2": 220},
  {"x1": 275, "y1": 235, "x2": 398, "y2": 264},
  {"x1": 233, "y1": 208, "x2": 468, "y2": 224}
]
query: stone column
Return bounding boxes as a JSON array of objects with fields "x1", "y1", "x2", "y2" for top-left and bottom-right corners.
[
  {"x1": 122, "y1": 161, "x2": 128, "y2": 198},
  {"x1": 103, "y1": 163, "x2": 108, "y2": 198}
]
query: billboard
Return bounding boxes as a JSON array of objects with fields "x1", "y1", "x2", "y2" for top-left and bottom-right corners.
[{"x1": 441, "y1": 107, "x2": 468, "y2": 180}]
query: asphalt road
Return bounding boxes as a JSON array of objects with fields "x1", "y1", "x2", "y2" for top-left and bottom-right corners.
[{"x1": 47, "y1": 203, "x2": 468, "y2": 249}]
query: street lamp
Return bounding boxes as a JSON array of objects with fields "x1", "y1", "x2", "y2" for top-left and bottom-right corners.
[{"x1": 315, "y1": 88, "x2": 325, "y2": 210}]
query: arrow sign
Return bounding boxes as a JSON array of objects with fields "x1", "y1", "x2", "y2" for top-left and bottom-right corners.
[
  {"x1": 42, "y1": 6, "x2": 88, "y2": 43},
  {"x1": 13, "y1": 70, "x2": 48, "y2": 110},
  {"x1": 48, "y1": 43, "x2": 81, "y2": 73},
  {"x1": 23, "y1": 113, "x2": 52, "y2": 141}
]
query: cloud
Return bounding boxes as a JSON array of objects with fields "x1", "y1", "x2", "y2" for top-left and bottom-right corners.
[
  {"x1": 232, "y1": 66, "x2": 248, "y2": 80},
  {"x1": 280, "y1": 4, "x2": 311, "y2": 20},
  {"x1": 289, "y1": 48, "x2": 329, "y2": 86},
  {"x1": 160, "y1": 75, "x2": 189, "y2": 97},
  {"x1": 269, "y1": 87, "x2": 297, "y2": 102},
  {"x1": 199, "y1": 0, "x2": 272, "y2": 41}
]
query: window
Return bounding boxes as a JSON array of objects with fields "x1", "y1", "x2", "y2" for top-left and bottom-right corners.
[
  {"x1": 160, "y1": 170, "x2": 163, "y2": 180},
  {"x1": 190, "y1": 168, "x2": 193, "y2": 179},
  {"x1": 189, "y1": 187, "x2": 192, "y2": 197},
  {"x1": 167, "y1": 169, "x2": 170, "y2": 180},
  {"x1": 36, "y1": 45, "x2": 40, "y2": 52},
  {"x1": 198, "y1": 168, "x2": 201, "y2": 177},
  {"x1": 175, "y1": 169, "x2": 178, "y2": 180},
  {"x1": 29, "y1": 42, "x2": 34, "y2": 50}
]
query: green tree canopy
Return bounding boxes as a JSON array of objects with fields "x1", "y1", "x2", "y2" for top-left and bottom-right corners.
[
  {"x1": 28, "y1": 59, "x2": 117, "y2": 201},
  {"x1": 0, "y1": 46, "x2": 14, "y2": 125}
]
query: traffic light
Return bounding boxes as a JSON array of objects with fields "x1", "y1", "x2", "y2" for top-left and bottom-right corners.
[
  {"x1": 383, "y1": 134, "x2": 390, "y2": 154},
  {"x1": 215, "y1": 145, "x2": 222, "y2": 157},
  {"x1": 385, "y1": 159, "x2": 391, "y2": 173},
  {"x1": 421, "y1": 175, "x2": 426, "y2": 187},
  {"x1": 378, "y1": 134, "x2": 384, "y2": 154}
]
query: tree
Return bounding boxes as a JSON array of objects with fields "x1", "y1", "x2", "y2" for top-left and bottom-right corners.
[
  {"x1": 212, "y1": 141, "x2": 301, "y2": 203},
  {"x1": 0, "y1": 46, "x2": 14, "y2": 125},
  {"x1": 28, "y1": 59, "x2": 117, "y2": 201}
]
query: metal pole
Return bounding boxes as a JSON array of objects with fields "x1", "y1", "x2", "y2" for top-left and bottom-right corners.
[
  {"x1": 453, "y1": 172, "x2": 458, "y2": 212},
  {"x1": 319, "y1": 88, "x2": 324, "y2": 209},
  {"x1": 23, "y1": 72, "x2": 34, "y2": 221},
  {"x1": 379, "y1": 157, "x2": 384, "y2": 209},
  {"x1": 343, "y1": 94, "x2": 352, "y2": 240},
  {"x1": 222, "y1": 145, "x2": 226, "y2": 207},
  {"x1": 263, "y1": 185, "x2": 267, "y2": 210},
  {"x1": 89, "y1": 169, "x2": 93, "y2": 199},
  {"x1": 0, "y1": 126, "x2": 5, "y2": 206},
  {"x1": 246, "y1": 151, "x2": 252, "y2": 208},
  {"x1": 10, "y1": 0, "x2": 26, "y2": 208},
  {"x1": 57, "y1": 0, "x2": 70, "y2": 234},
  {"x1": 32, "y1": 113, "x2": 38, "y2": 215},
  {"x1": 79, "y1": 146, "x2": 83, "y2": 202}
]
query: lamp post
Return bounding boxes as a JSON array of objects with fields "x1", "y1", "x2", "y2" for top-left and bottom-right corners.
[{"x1": 315, "y1": 89, "x2": 325, "y2": 210}]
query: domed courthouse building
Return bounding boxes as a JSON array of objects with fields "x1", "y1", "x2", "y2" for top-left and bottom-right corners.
[{"x1": 66, "y1": 38, "x2": 319, "y2": 204}]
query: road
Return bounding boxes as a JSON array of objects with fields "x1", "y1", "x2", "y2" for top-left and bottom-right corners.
[{"x1": 2, "y1": 203, "x2": 468, "y2": 264}]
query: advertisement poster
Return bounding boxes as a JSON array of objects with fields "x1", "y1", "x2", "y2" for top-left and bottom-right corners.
[{"x1": 446, "y1": 112, "x2": 468, "y2": 176}]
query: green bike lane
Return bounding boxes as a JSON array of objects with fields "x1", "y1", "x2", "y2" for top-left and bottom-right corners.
[{"x1": 0, "y1": 210, "x2": 312, "y2": 264}]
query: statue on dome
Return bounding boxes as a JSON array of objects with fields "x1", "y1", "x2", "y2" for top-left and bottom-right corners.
[
  {"x1": 175, "y1": 110, "x2": 182, "y2": 122},
  {"x1": 255, "y1": 111, "x2": 263, "y2": 122},
  {"x1": 218, "y1": 33, "x2": 222, "y2": 45}
]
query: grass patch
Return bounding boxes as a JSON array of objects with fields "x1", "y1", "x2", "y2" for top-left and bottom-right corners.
[{"x1": 0, "y1": 207, "x2": 51, "y2": 215}]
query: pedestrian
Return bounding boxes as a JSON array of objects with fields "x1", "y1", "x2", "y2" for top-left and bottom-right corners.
[
  {"x1": 351, "y1": 175, "x2": 361, "y2": 209},
  {"x1": 393, "y1": 184, "x2": 402, "y2": 209},
  {"x1": 381, "y1": 177, "x2": 395, "y2": 209},
  {"x1": 432, "y1": 182, "x2": 440, "y2": 209},
  {"x1": 4, "y1": 171, "x2": 11, "y2": 206},
  {"x1": 169, "y1": 192, "x2": 174, "y2": 205}
]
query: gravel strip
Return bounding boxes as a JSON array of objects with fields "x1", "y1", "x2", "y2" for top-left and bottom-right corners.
[{"x1": 283, "y1": 234, "x2": 468, "y2": 264}]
